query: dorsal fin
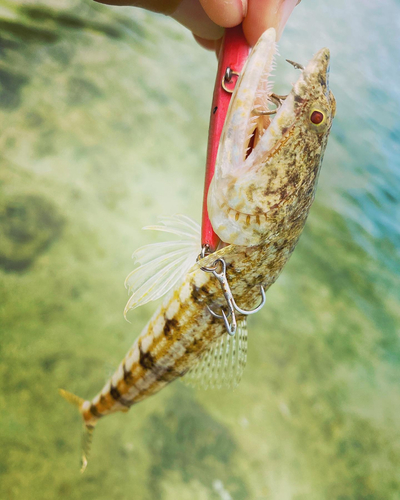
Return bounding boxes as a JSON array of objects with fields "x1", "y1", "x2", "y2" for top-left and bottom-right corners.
[
  {"x1": 184, "y1": 318, "x2": 248, "y2": 390},
  {"x1": 124, "y1": 215, "x2": 200, "y2": 317}
]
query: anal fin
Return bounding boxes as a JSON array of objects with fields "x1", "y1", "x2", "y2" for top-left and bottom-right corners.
[
  {"x1": 184, "y1": 318, "x2": 248, "y2": 390},
  {"x1": 81, "y1": 424, "x2": 95, "y2": 473},
  {"x1": 59, "y1": 388, "x2": 96, "y2": 473}
]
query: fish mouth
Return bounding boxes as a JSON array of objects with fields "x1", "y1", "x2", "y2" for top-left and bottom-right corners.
[
  {"x1": 208, "y1": 29, "x2": 331, "y2": 245},
  {"x1": 241, "y1": 43, "x2": 331, "y2": 171},
  {"x1": 214, "y1": 28, "x2": 279, "y2": 177},
  {"x1": 215, "y1": 28, "x2": 330, "y2": 179}
]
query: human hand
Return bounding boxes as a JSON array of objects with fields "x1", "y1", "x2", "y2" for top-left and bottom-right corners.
[{"x1": 94, "y1": 0, "x2": 301, "y2": 49}]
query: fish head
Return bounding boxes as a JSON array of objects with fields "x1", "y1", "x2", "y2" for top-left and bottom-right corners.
[{"x1": 208, "y1": 28, "x2": 336, "y2": 246}]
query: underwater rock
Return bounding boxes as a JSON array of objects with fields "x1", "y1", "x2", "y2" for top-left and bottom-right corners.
[
  {"x1": 143, "y1": 390, "x2": 249, "y2": 499},
  {"x1": 0, "y1": 67, "x2": 29, "y2": 110},
  {"x1": 0, "y1": 193, "x2": 64, "y2": 271}
]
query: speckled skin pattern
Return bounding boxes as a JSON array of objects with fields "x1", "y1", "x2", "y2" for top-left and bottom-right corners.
[{"x1": 80, "y1": 34, "x2": 335, "y2": 427}]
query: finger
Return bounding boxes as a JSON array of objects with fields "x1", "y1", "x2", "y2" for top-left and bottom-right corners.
[
  {"x1": 193, "y1": 35, "x2": 223, "y2": 55},
  {"x1": 93, "y1": 0, "x2": 180, "y2": 14},
  {"x1": 171, "y1": 0, "x2": 224, "y2": 40},
  {"x1": 214, "y1": 37, "x2": 223, "y2": 56},
  {"x1": 198, "y1": 0, "x2": 246, "y2": 28},
  {"x1": 193, "y1": 34, "x2": 218, "y2": 51},
  {"x1": 243, "y1": 0, "x2": 300, "y2": 45}
]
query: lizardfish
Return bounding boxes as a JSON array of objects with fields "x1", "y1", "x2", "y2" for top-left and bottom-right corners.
[{"x1": 60, "y1": 27, "x2": 336, "y2": 471}]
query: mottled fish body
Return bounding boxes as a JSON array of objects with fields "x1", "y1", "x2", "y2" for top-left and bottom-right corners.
[{"x1": 60, "y1": 28, "x2": 336, "y2": 471}]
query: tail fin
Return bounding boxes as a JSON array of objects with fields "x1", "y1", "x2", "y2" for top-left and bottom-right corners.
[
  {"x1": 59, "y1": 389, "x2": 95, "y2": 473},
  {"x1": 59, "y1": 388, "x2": 84, "y2": 408}
]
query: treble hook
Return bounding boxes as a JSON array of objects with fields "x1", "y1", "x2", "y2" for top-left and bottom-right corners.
[
  {"x1": 208, "y1": 308, "x2": 237, "y2": 336},
  {"x1": 204, "y1": 258, "x2": 266, "y2": 336},
  {"x1": 253, "y1": 93, "x2": 288, "y2": 116},
  {"x1": 286, "y1": 59, "x2": 305, "y2": 71}
]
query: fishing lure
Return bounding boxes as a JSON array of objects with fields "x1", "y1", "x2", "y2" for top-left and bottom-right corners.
[{"x1": 60, "y1": 27, "x2": 336, "y2": 471}]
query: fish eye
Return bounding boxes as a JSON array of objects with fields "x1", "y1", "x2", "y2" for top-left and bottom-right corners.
[
  {"x1": 308, "y1": 107, "x2": 330, "y2": 132},
  {"x1": 310, "y1": 109, "x2": 325, "y2": 125}
]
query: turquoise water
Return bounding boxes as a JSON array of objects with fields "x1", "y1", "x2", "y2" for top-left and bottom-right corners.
[{"x1": 0, "y1": 0, "x2": 399, "y2": 498}]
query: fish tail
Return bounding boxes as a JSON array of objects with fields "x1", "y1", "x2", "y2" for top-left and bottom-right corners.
[
  {"x1": 59, "y1": 388, "x2": 85, "y2": 408},
  {"x1": 59, "y1": 389, "x2": 96, "y2": 473}
]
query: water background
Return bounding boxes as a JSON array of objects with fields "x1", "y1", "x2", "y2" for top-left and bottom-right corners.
[{"x1": 0, "y1": 0, "x2": 399, "y2": 498}]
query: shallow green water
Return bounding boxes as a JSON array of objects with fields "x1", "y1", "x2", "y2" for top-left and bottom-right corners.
[{"x1": 0, "y1": 1, "x2": 399, "y2": 499}]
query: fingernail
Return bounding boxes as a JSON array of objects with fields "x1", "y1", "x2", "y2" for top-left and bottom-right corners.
[
  {"x1": 276, "y1": 0, "x2": 298, "y2": 40},
  {"x1": 241, "y1": 0, "x2": 248, "y2": 18}
]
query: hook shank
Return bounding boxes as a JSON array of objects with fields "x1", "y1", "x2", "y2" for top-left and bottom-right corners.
[{"x1": 203, "y1": 258, "x2": 266, "y2": 336}]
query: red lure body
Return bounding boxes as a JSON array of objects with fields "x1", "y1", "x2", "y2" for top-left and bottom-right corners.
[{"x1": 201, "y1": 26, "x2": 250, "y2": 252}]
